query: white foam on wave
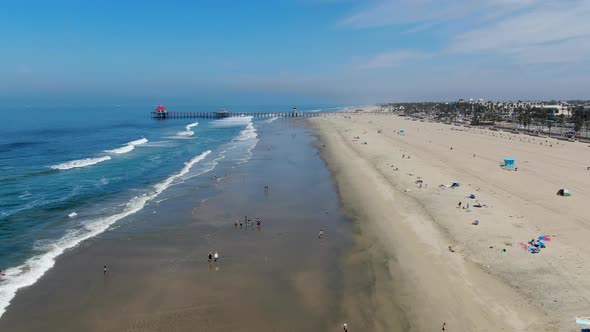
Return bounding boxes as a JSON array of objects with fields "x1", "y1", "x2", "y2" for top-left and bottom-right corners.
[
  {"x1": 141, "y1": 141, "x2": 174, "y2": 147},
  {"x1": 106, "y1": 145, "x2": 134, "y2": 154},
  {"x1": 228, "y1": 117, "x2": 259, "y2": 164},
  {"x1": 105, "y1": 137, "x2": 148, "y2": 155},
  {"x1": 50, "y1": 156, "x2": 112, "y2": 170},
  {"x1": 211, "y1": 116, "x2": 253, "y2": 128},
  {"x1": 185, "y1": 122, "x2": 199, "y2": 130},
  {"x1": 263, "y1": 116, "x2": 279, "y2": 123},
  {"x1": 235, "y1": 122, "x2": 258, "y2": 141},
  {"x1": 0, "y1": 150, "x2": 212, "y2": 318},
  {"x1": 176, "y1": 121, "x2": 199, "y2": 137},
  {"x1": 127, "y1": 138, "x2": 148, "y2": 146}
]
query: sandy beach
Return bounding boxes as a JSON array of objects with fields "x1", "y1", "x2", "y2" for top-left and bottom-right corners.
[
  {"x1": 312, "y1": 112, "x2": 590, "y2": 331},
  {"x1": 0, "y1": 119, "x2": 367, "y2": 331}
]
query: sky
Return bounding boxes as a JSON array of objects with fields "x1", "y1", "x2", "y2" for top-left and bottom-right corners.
[{"x1": 1, "y1": 0, "x2": 589, "y2": 104}]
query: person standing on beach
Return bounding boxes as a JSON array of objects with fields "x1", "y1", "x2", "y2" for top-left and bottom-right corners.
[
  {"x1": 318, "y1": 229, "x2": 324, "y2": 239},
  {"x1": 343, "y1": 323, "x2": 348, "y2": 331},
  {"x1": 234, "y1": 220, "x2": 238, "y2": 227},
  {"x1": 442, "y1": 322, "x2": 446, "y2": 331},
  {"x1": 103, "y1": 265, "x2": 107, "y2": 276},
  {"x1": 214, "y1": 252, "x2": 219, "y2": 262},
  {"x1": 208, "y1": 251, "x2": 213, "y2": 262}
]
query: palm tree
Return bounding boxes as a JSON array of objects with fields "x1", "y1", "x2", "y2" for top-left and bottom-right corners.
[
  {"x1": 547, "y1": 120, "x2": 554, "y2": 137},
  {"x1": 556, "y1": 114, "x2": 565, "y2": 135}
]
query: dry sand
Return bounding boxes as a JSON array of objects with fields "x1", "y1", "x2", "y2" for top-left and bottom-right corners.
[{"x1": 312, "y1": 113, "x2": 590, "y2": 331}]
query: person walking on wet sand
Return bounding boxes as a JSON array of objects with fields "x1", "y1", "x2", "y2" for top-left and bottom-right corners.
[
  {"x1": 103, "y1": 265, "x2": 108, "y2": 276},
  {"x1": 318, "y1": 229, "x2": 324, "y2": 239},
  {"x1": 442, "y1": 322, "x2": 446, "y2": 331},
  {"x1": 343, "y1": 323, "x2": 348, "y2": 331},
  {"x1": 208, "y1": 251, "x2": 213, "y2": 262}
]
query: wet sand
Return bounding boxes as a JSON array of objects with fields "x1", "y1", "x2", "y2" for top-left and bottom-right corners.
[{"x1": 0, "y1": 119, "x2": 391, "y2": 331}]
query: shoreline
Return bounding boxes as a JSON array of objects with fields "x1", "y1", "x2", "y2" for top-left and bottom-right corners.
[
  {"x1": 0, "y1": 119, "x2": 358, "y2": 331},
  {"x1": 311, "y1": 114, "x2": 589, "y2": 331}
]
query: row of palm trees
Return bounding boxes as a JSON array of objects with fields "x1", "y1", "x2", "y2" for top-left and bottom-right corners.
[{"x1": 378, "y1": 102, "x2": 590, "y2": 138}]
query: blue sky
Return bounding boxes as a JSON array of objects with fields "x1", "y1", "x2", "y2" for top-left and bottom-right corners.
[{"x1": 1, "y1": 0, "x2": 589, "y2": 104}]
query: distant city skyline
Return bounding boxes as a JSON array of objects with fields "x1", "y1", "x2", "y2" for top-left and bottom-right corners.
[{"x1": 1, "y1": 0, "x2": 589, "y2": 104}]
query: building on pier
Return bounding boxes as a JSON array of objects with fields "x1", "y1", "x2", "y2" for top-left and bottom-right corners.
[
  {"x1": 154, "y1": 105, "x2": 167, "y2": 118},
  {"x1": 216, "y1": 109, "x2": 230, "y2": 118}
]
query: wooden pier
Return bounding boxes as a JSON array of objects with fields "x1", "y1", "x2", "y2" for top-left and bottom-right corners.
[{"x1": 151, "y1": 111, "x2": 387, "y2": 119}]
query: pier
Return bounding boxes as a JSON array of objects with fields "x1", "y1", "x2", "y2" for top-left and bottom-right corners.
[{"x1": 151, "y1": 110, "x2": 387, "y2": 119}]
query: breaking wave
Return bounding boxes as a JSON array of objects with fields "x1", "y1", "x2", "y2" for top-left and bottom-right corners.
[
  {"x1": 50, "y1": 156, "x2": 112, "y2": 170},
  {"x1": 0, "y1": 150, "x2": 213, "y2": 318}
]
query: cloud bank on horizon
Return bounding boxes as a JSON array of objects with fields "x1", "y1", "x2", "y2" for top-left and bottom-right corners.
[{"x1": 1, "y1": 0, "x2": 589, "y2": 103}]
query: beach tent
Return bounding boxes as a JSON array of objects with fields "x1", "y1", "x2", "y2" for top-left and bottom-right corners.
[
  {"x1": 556, "y1": 188, "x2": 571, "y2": 196},
  {"x1": 576, "y1": 316, "x2": 590, "y2": 325},
  {"x1": 503, "y1": 158, "x2": 515, "y2": 168}
]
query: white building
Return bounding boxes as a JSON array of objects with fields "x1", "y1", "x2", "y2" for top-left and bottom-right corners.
[{"x1": 542, "y1": 103, "x2": 571, "y2": 117}]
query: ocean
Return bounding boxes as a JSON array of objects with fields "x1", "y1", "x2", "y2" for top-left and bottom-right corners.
[{"x1": 0, "y1": 104, "x2": 340, "y2": 318}]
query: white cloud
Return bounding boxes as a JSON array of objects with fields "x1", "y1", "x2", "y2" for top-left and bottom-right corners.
[
  {"x1": 346, "y1": 0, "x2": 590, "y2": 67},
  {"x1": 450, "y1": 1, "x2": 590, "y2": 63},
  {"x1": 339, "y1": 0, "x2": 535, "y2": 29},
  {"x1": 356, "y1": 50, "x2": 427, "y2": 69}
]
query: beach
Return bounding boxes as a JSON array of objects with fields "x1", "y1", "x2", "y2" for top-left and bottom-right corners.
[
  {"x1": 3, "y1": 110, "x2": 589, "y2": 331},
  {"x1": 312, "y1": 112, "x2": 590, "y2": 331},
  {"x1": 0, "y1": 118, "x2": 380, "y2": 331}
]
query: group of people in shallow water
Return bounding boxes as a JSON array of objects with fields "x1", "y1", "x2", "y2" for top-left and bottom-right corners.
[
  {"x1": 207, "y1": 251, "x2": 219, "y2": 263},
  {"x1": 235, "y1": 215, "x2": 262, "y2": 228}
]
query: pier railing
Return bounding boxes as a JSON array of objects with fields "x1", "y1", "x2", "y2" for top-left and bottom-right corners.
[{"x1": 151, "y1": 111, "x2": 391, "y2": 119}]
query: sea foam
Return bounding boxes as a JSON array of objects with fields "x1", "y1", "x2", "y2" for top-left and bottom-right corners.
[
  {"x1": 263, "y1": 116, "x2": 279, "y2": 123},
  {"x1": 105, "y1": 137, "x2": 148, "y2": 154},
  {"x1": 50, "y1": 156, "x2": 112, "y2": 170},
  {"x1": 0, "y1": 150, "x2": 212, "y2": 318},
  {"x1": 176, "y1": 122, "x2": 199, "y2": 136},
  {"x1": 211, "y1": 116, "x2": 253, "y2": 128}
]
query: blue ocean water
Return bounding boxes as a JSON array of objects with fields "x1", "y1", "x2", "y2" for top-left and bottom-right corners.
[{"x1": 0, "y1": 104, "x2": 340, "y2": 317}]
